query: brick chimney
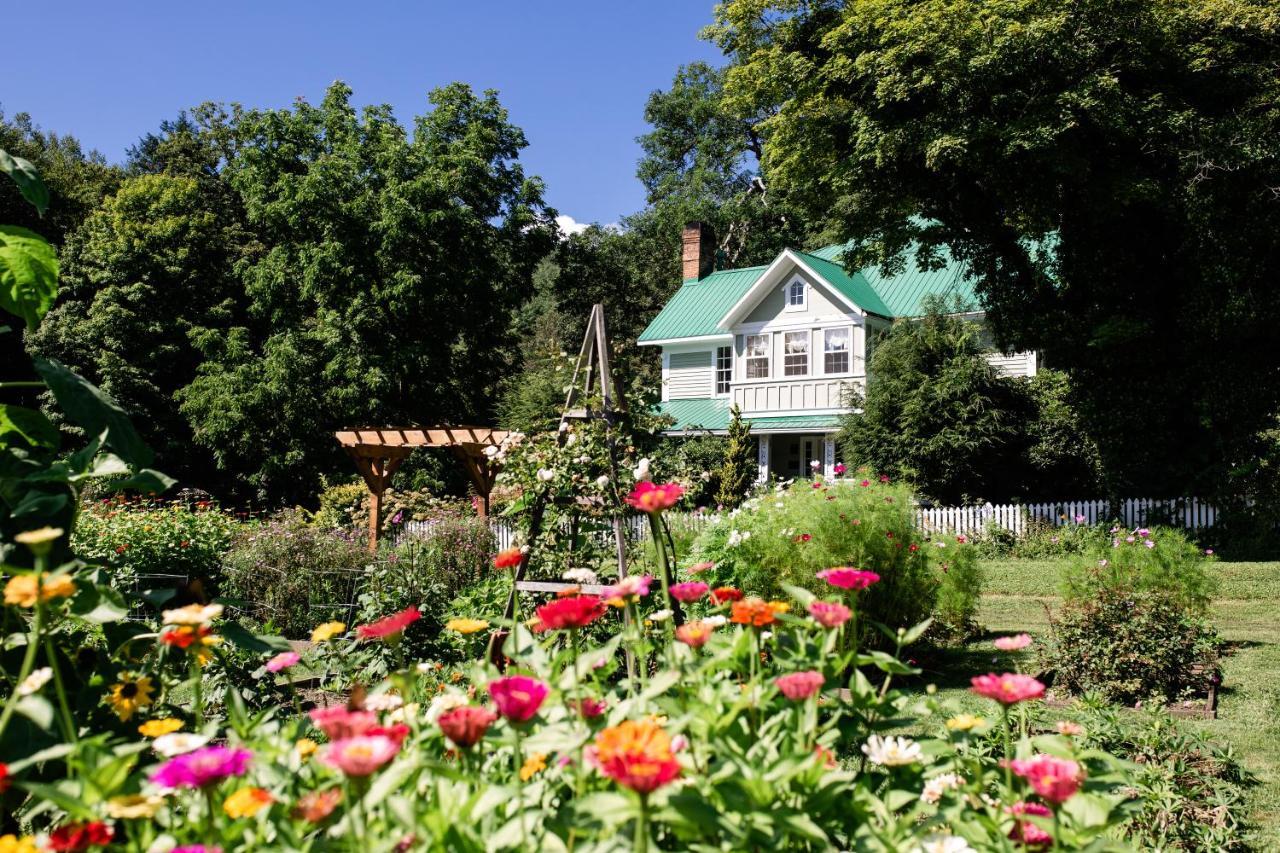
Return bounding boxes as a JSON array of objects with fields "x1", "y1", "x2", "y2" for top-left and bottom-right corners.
[{"x1": 681, "y1": 221, "x2": 715, "y2": 281}]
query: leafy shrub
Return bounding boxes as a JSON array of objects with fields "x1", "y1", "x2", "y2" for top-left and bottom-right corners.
[
  {"x1": 220, "y1": 511, "x2": 371, "y2": 638},
  {"x1": 312, "y1": 482, "x2": 367, "y2": 529},
  {"x1": 689, "y1": 472, "x2": 982, "y2": 643},
  {"x1": 1044, "y1": 586, "x2": 1220, "y2": 704},
  {"x1": 974, "y1": 517, "x2": 1107, "y2": 559},
  {"x1": 74, "y1": 497, "x2": 243, "y2": 589},
  {"x1": 358, "y1": 514, "x2": 495, "y2": 662},
  {"x1": 1060, "y1": 525, "x2": 1216, "y2": 613}
]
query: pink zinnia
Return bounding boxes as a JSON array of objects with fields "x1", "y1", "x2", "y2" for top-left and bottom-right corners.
[
  {"x1": 357, "y1": 606, "x2": 421, "y2": 641},
  {"x1": 1008, "y1": 754, "x2": 1084, "y2": 803},
  {"x1": 774, "y1": 671, "x2": 825, "y2": 701},
  {"x1": 970, "y1": 673, "x2": 1046, "y2": 705},
  {"x1": 669, "y1": 581, "x2": 709, "y2": 603},
  {"x1": 320, "y1": 735, "x2": 400, "y2": 777},
  {"x1": 807, "y1": 600, "x2": 852, "y2": 629},
  {"x1": 993, "y1": 633, "x2": 1033, "y2": 652},
  {"x1": 309, "y1": 706, "x2": 378, "y2": 740},
  {"x1": 438, "y1": 705, "x2": 497, "y2": 749},
  {"x1": 686, "y1": 561, "x2": 715, "y2": 574},
  {"x1": 625, "y1": 481, "x2": 684, "y2": 514},
  {"x1": 487, "y1": 675, "x2": 549, "y2": 723},
  {"x1": 573, "y1": 697, "x2": 608, "y2": 719},
  {"x1": 1007, "y1": 801, "x2": 1053, "y2": 846},
  {"x1": 816, "y1": 567, "x2": 880, "y2": 590},
  {"x1": 172, "y1": 847, "x2": 223, "y2": 853},
  {"x1": 265, "y1": 651, "x2": 300, "y2": 672},
  {"x1": 601, "y1": 574, "x2": 652, "y2": 601},
  {"x1": 150, "y1": 745, "x2": 252, "y2": 789}
]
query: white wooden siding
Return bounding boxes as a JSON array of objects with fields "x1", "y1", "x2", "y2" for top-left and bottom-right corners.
[
  {"x1": 985, "y1": 351, "x2": 1038, "y2": 378},
  {"x1": 667, "y1": 350, "x2": 714, "y2": 399},
  {"x1": 732, "y1": 377, "x2": 861, "y2": 414}
]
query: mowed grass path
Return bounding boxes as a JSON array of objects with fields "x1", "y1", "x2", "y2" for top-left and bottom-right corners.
[{"x1": 959, "y1": 559, "x2": 1280, "y2": 848}]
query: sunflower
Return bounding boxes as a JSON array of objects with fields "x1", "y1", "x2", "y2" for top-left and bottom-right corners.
[{"x1": 107, "y1": 674, "x2": 155, "y2": 721}]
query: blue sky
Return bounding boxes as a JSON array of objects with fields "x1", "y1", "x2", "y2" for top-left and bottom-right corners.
[{"x1": 2, "y1": 2, "x2": 723, "y2": 228}]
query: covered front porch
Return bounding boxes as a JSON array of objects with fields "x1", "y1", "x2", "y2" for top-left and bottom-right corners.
[{"x1": 755, "y1": 431, "x2": 841, "y2": 483}]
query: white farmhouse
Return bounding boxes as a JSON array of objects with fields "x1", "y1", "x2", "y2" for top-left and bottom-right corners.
[{"x1": 638, "y1": 223, "x2": 1037, "y2": 482}]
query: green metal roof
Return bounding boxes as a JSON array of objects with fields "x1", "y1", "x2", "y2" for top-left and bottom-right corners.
[
  {"x1": 637, "y1": 243, "x2": 980, "y2": 344},
  {"x1": 657, "y1": 398, "x2": 842, "y2": 433},
  {"x1": 637, "y1": 266, "x2": 764, "y2": 342}
]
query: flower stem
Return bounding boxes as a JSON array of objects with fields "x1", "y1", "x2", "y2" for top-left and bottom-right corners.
[
  {"x1": 513, "y1": 723, "x2": 529, "y2": 848},
  {"x1": 1001, "y1": 705, "x2": 1014, "y2": 794},
  {"x1": 190, "y1": 654, "x2": 204, "y2": 725},
  {"x1": 635, "y1": 792, "x2": 649, "y2": 853},
  {"x1": 44, "y1": 635, "x2": 77, "y2": 745},
  {"x1": 0, "y1": 562, "x2": 46, "y2": 742}
]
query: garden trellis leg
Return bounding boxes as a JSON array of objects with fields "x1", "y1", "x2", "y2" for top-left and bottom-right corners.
[{"x1": 488, "y1": 305, "x2": 637, "y2": 679}]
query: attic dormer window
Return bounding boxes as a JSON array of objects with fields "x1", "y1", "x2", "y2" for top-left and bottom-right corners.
[{"x1": 786, "y1": 278, "x2": 806, "y2": 311}]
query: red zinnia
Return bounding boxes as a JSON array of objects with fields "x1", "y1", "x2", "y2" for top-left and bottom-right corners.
[
  {"x1": 48, "y1": 821, "x2": 114, "y2": 852},
  {"x1": 533, "y1": 595, "x2": 606, "y2": 631},
  {"x1": 494, "y1": 547, "x2": 524, "y2": 570},
  {"x1": 438, "y1": 705, "x2": 498, "y2": 749},
  {"x1": 0, "y1": 761, "x2": 9, "y2": 793},
  {"x1": 368, "y1": 723, "x2": 412, "y2": 745},
  {"x1": 710, "y1": 586, "x2": 743, "y2": 605},
  {"x1": 357, "y1": 606, "x2": 421, "y2": 641},
  {"x1": 625, "y1": 481, "x2": 684, "y2": 514}
]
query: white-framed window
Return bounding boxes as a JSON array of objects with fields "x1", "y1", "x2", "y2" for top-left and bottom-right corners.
[
  {"x1": 745, "y1": 334, "x2": 770, "y2": 379},
  {"x1": 784, "y1": 330, "x2": 809, "y2": 376},
  {"x1": 823, "y1": 326, "x2": 851, "y2": 374},
  {"x1": 715, "y1": 345, "x2": 732, "y2": 395},
  {"x1": 785, "y1": 278, "x2": 806, "y2": 311}
]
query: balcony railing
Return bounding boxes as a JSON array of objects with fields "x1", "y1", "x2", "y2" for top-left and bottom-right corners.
[{"x1": 731, "y1": 375, "x2": 863, "y2": 415}]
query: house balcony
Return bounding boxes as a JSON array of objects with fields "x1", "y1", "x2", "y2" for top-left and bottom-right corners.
[{"x1": 731, "y1": 375, "x2": 863, "y2": 416}]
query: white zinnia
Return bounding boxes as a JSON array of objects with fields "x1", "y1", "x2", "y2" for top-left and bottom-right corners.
[
  {"x1": 595, "y1": 475, "x2": 610, "y2": 489},
  {"x1": 861, "y1": 734, "x2": 922, "y2": 767},
  {"x1": 703, "y1": 615, "x2": 728, "y2": 627},
  {"x1": 363, "y1": 693, "x2": 405, "y2": 712},
  {"x1": 920, "y1": 772, "x2": 964, "y2": 804},
  {"x1": 17, "y1": 666, "x2": 52, "y2": 696},
  {"x1": 910, "y1": 835, "x2": 976, "y2": 853},
  {"x1": 632, "y1": 458, "x2": 652, "y2": 482},
  {"x1": 425, "y1": 690, "x2": 469, "y2": 723},
  {"x1": 564, "y1": 568, "x2": 599, "y2": 585},
  {"x1": 536, "y1": 468, "x2": 556, "y2": 482},
  {"x1": 648, "y1": 609, "x2": 673, "y2": 623},
  {"x1": 162, "y1": 603, "x2": 224, "y2": 626},
  {"x1": 153, "y1": 733, "x2": 210, "y2": 757}
]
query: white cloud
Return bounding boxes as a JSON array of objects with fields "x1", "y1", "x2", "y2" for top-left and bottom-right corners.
[{"x1": 555, "y1": 215, "x2": 591, "y2": 237}]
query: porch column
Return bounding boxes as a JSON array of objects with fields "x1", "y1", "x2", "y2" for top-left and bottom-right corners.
[
  {"x1": 756, "y1": 434, "x2": 770, "y2": 483},
  {"x1": 822, "y1": 436, "x2": 836, "y2": 480}
]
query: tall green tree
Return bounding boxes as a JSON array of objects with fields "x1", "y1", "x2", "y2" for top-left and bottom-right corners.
[
  {"x1": 178, "y1": 82, "x2": 556, "y2": 502},
  {"x1": 711, "y1": 0, "x2": 1280, "y2": 500},
  {"x1": 716, "y1": 405, "x2": 755, "y2": 508}
]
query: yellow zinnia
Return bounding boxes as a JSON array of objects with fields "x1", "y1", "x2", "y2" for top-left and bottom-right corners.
[
  {"x1": 107, "y1": 674, "x2": 155, "y2": 721},
  {"x1": 445, "y1": 617, "x2": 490, "y2": 635},
  {"x1": 223, "y1": 786, "x2": 273, "y2": 818},
  {"x1": 295, "y1": 738, "x2": 318, "y2": 760},
  {"x1": 3, "y1": 574, "x2": 75, "y2": 608},
  {"x1": 519, "y1": 752, "x2": 547, "y2": 781},
  {"x1": 0, "y1": 834, "x2": 38, "y2": 853},
  {"x1": 106, "y1": 794, "x2": 164, "y2": 819},
  {"x1": 310, "y1": 621, "x2": 347, "y2": 643},
  {"x1": 138, "y1": 718, "x2": 183, "y2": 738},
  {"x1": 945, "y1": 714, "x2": 986, "y2": 732}
]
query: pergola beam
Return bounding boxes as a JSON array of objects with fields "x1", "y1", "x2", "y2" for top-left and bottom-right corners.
[{"x1": 335, "y1": 425, "x2": 509, "y2": 551}]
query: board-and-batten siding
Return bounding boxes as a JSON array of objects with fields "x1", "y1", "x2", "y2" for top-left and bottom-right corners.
[
  {"x1": 667, "y1": 351, "x2": 714, "y2": 399},
  {"x1": 984, "y1": 351, "x2": 1038, "y2": 378}
]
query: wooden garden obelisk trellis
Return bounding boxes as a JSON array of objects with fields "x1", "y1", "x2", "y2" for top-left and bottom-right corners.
[{"x1": 488, "y1": 304, "x2": 632, "y2": 660}]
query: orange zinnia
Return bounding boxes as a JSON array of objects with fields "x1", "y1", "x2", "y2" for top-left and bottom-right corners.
[
  {"x1": 593, "y1": 719, "x2": 681, "y2": 794},
  {"x1": 730, "y1": 596, "x2": 785, "y2": 627}
]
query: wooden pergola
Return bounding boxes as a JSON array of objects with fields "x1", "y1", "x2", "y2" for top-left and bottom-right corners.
[{"x1": 334, "y1": 426, "x2": 508, "y2": 551}]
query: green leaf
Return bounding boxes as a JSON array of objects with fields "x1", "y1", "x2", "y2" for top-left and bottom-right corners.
[
  {"x1": 110, "y1": 467, "x2": 177, "y2": 494},
  {"x1": 70, "y1": 583, "x2": 129, "y2": 624},
  {"x1": 0, "y1": 225, "x2": 57, "y2": 330},
  {"x1": 0, "y1": 148, "x2": 50, "y2": 214},
  {"x1": 0, "y1": 405, "x2": 58, "y2": 450},
  {"x1": 15, "y1": 694, "x2": 54, "y2": 729},
  {"x1": 6, "y1": 742, "x2": 74, "y2": 772},
  {"x1": 11, "y1": 490, "x2": 68, "y2": 519},
  {"x1": 32, "y1": 358, "x2": 153, "y2": 468},
  {"x1": 219, "y1": 620, "x2": 292, "y2": 653}
]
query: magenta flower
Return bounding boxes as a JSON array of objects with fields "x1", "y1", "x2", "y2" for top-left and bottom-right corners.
[
  {"x1": 1008, "y1": 754, "x2": 1084, "y2": 803},
  {"x1": 172, "y1": 847, "x2": 224, "y2": 853},
  {"x1": 487, "y1": 675, "x2": 549, "y2": 723},
  {"x1": 970, "y1": 673, "x2": 1046, "y2": 705},
  {"x1": 265, "y1": 651, "x2": 300, "y2": 672},
  {"x1": 320, "y1": 735, "x2": 400, "y2": 777},
  {"x1": 816, "y1": 567, "x2": 880, "y2": 591},
  {"x1": 807, "y1": 600, "x2": 852, "y2": 628},
  {"x1": 774, "y1": 671, "x2": 825, "y2": 701},
  {"x1": 669, "y1": 581, "x2": 709, "y2": 603},
  {"x1": 150, "y1": 745, "x2": 252, "y2": 789}
]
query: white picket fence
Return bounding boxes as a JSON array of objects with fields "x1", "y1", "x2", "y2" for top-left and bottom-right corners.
[
  {"x1": 915, "y1": 496, "x2": 1217, "y2": 538},
  {"x1": 399, "y1": 496, "x2": 1217, "y2": 549}
]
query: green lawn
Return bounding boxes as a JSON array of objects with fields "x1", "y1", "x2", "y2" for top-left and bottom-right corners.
[{"x1": 949, "y1": 559, "x2": 1280, "y2": 848}]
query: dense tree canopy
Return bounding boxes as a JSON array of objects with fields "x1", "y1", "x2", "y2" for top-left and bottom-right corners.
[
  {"x1": 32, "y1": 83, "x2": 557, "y2": 503},
  {"x1": 711, "y1": 0, "x2": 1280, "y2": 501}
]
